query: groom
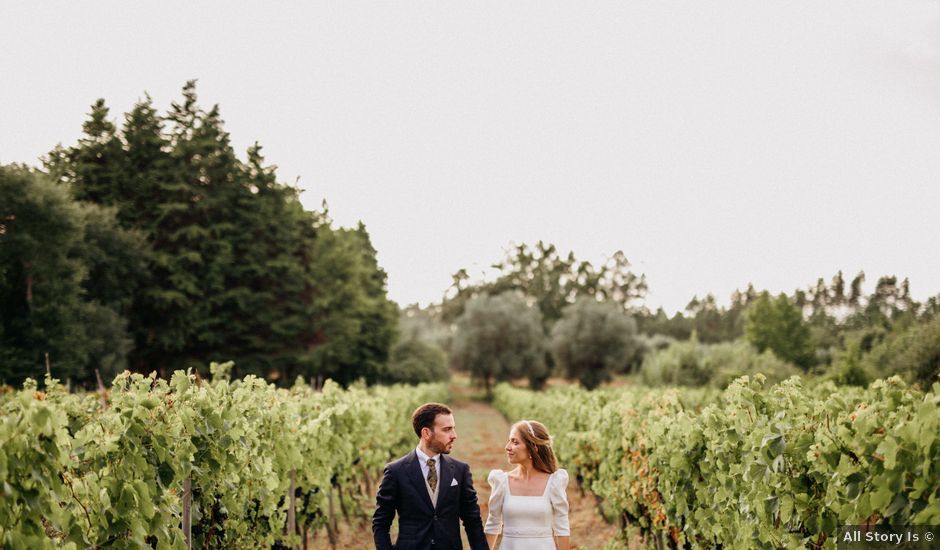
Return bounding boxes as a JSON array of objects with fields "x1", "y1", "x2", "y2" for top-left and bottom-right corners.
[{"x1": 373, "y1": 402, "x2": 488, "y2": 550}]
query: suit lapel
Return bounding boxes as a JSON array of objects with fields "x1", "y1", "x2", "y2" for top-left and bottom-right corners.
[
  {"x1": 407, "y1": 451, "x2": 435, "y2": 513},
  {"x1": 437, "y1": 454, "x2": 454, "y2": 507}
]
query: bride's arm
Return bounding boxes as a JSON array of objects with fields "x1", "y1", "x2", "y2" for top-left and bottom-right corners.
[
  {"x1": 483, "y1": 470, "x2": 505, "y2": 549},
  {"x1": 549, "y1": 469, "x2": 571, "y2": 550}
]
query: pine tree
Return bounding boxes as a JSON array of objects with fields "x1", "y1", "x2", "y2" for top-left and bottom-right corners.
[
  {"x1": 210, "y1": 145, "x2": 311, "y2": 379},
  {"x1": 37, "y1": 82, "x2": 400, "y2": 383}
]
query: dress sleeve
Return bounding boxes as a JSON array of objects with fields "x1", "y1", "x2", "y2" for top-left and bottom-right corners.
[
  {"x1": 549, "y1": 469, "x2": 570, "y2": 536},
  {"x1": 484, "y1": 469, "x2": 505, "y2": 535}
]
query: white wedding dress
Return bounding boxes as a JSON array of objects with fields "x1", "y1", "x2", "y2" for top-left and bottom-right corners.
[{"x1": 484, "y1": 468, "x2": 570, "y2": 549}]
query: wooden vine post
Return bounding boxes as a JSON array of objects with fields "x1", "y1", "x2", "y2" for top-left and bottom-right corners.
[
  {"x1": 286, "y1": 469, "x2": 297, "y2": 543},
  {"x1": 183, "y1": 476, "x2": 192, "y2": 550}
]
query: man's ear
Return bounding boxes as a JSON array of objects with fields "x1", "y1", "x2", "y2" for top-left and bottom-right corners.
[{"x1": 421, "y1": 426, "x2": 432, "y2": 440}]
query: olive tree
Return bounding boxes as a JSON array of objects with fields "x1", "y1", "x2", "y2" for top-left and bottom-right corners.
[
  {"x1": 550, "y1": 298, "x2": 639, "y2": 389},
  {"x1": 451, "y1": 293, "x2": 546, "y2": 395}
]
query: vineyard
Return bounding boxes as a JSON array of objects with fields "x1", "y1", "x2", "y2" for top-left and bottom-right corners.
[
  {"x1": 494, "y1": 376, "x2": 940, "y2": 549},
  {"x1": 3, "y1": 366, "x2": 939, "y2": 549},
  {"x1": 0, "y1": 363, "x2": 448, "y2": 549}
]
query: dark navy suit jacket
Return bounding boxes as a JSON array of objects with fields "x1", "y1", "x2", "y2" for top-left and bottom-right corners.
[{"x1": 372, "y1": 451, "x2": 487, "y2": 550}]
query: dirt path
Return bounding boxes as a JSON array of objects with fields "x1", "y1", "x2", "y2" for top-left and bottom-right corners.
[
  {"x1": 451, "y1": 394, "x2": 621, "y2": 549},
  {"x1": 311, "y1": 380, "x2": 621, "y2": 549}
]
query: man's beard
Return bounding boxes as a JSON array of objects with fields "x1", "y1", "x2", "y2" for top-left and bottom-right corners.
[{"x1": 431, "y1": 440, "x2": 452, "y2": 454}]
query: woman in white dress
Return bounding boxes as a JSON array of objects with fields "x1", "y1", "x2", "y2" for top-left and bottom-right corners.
[{"x1": 484, "y1": 419, "x2": 570, "y2": 550}]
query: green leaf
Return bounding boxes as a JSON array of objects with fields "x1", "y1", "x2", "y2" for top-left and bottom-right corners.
[
  {"x1": 884, "y1": 494, "x2": 907, "y2": 517},
  {"x1": 870, "y1": 487, "x2": 893, "y2": 511}
]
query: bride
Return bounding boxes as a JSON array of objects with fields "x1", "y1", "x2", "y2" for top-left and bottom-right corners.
[{"x1": 484, "y1": 419, "x2": 570, "y2": 550}]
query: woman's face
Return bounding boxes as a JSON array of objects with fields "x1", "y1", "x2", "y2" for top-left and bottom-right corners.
[{"x1": 505, "y1": 428, "x2": 529, "y2": 464}]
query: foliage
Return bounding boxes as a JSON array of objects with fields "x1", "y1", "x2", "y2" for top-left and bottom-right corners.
[
  {"x1": 631, "y1": 333, "x2": 676, "y2": 374},
  {"x1": 30, "y1": 83, "x2": 397, "y2": 385},
  {"x1": 636, "y1": 286, "x2": 758, "y2": 343},
  {"x1": 0, "y1": 368, "x2": 448, "y2": 548},
  {"x1": 702, "y1": 340, "x2": 801, "y2": 389},
  {"x1": 636, "y1": 308, "x2": 693, "y2": 340},
  {"x1": 745, "y1": 292, "x2": 813, "y2": 369},
  {"x1": 304, "y1": 219, "x2": 399, "y2": 385},
  {"x1": 550, "y1": 298, "x2": 639, "y2": 389},
  {"x1": 827, "y1": 339, "x2": 872, "y2": 388},
  {"x1": 443, "y1": 241, "x2": 646, "y2": 326},
  {"x1": 78, "y1": 302, "x2": 135, "y2": 382},
  {"x1": 0, "y1": 166, "x2": 87, "y2": 384},
  {"x1": 0, "y1": 165, "x2": 144, "y2": 386},
  {"x1": 450, "y1": 293, "x2": 547, "y2": 394},
  {"x1": 442, "y1": 243, "x2": 645, "y2": 393},
  {"x1": 640, "y1": 338, "x2": 801, "y2": 389},
  {"x1": 494, "y1": 376, "x2": 940, "y2": 549},
  {"x1": 398, "y1": 303, "x2": 453, "y2": 353},
  {"x1": 640, "y1": 338, "x2": 710, "y2": 387},
  {"x1": 684, "y1": 288, "x2": 755, "y2": 343},
  {"x1": 862, "y1": 316, "x2": 940, "y2": 388},
  {"x1": 637, "y1": 272, "x2": 934, "y2": 380},
  {"x1": 385, "y1": 337, "x2": 450, "y2": 385}
]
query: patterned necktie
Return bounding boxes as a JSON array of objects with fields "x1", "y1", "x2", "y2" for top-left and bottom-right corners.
[{"x1": 426, "y1": 457, "x2": 437, "y2": 492}]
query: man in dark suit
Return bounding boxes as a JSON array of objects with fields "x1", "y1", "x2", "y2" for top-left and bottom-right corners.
[{"x1": 373, "y1": 402, "x2": 488, "y2": 550}]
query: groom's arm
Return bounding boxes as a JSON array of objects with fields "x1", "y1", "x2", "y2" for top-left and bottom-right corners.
[
  {"x1": 372, "y1": 463, "x2": 398, "y2": 550},
  {"x1": 458, "y1": 464, "x2": 488, "y2": 550}
]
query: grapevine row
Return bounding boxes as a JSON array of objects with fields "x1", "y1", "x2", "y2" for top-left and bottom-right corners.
[
  {"x1": 0, "y1": 362, "x2": 448, "y2": 549},
  {"x1": 493, "y1": 375, "x2": 940, "y2": 549}
]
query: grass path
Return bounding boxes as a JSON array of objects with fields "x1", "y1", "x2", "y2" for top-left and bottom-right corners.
[{"x1": 312, "y1": 377, "x2": 621, "y2": 549}]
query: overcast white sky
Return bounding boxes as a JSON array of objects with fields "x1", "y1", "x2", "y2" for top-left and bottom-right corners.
[{"x1": 2, "y1": 1, "x2": 939, "y2": 313}]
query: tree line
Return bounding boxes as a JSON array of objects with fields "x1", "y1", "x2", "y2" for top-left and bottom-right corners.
[
  {"x1": 414, "y1": 243, "x2": 940, "y2": 392},
  {"x1": 3, "y1": 83, "x2": 937, "y2": 392},
  {"x1": 1, "y1": 82, "x2": 397, "y2": 387}
]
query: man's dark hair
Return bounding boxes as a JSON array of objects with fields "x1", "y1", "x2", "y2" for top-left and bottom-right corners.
[{"x1": 412, "y1": 403, "x2": 452, "y2": 438}]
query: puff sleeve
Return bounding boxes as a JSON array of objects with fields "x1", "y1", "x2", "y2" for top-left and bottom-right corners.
[
  {"x1": 484, "y1": 469, "x2": 506, "y2": 535},
  {"x1": 549, "y1": 468, "x2": 570, "y2": 536}
]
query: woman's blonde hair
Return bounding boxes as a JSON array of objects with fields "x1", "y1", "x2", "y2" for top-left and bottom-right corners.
[{"x1": 511, "y1": 419, "x2": 558, "y2": 474}]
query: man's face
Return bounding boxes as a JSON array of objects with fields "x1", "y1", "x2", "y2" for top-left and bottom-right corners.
[{"x1": 425, "y1": 413, "x2": 457, "y2": 455}]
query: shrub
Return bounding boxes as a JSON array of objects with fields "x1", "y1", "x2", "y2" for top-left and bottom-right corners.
[
  {"x1": 864, "y1": 316, "x2": 940, "y2": 388},
  {"x1": 640, "y1": 338, "x2": 800, "y2": 389},
  {"x1": 384, "y1": 338, "x2": 450, "y2": 385},
  {"x1": 703, "y1": 340, "x2": 801, "y2": 389},
  {"x1": 640, "y1": 338, "x2": 710, "y2": 387}
]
